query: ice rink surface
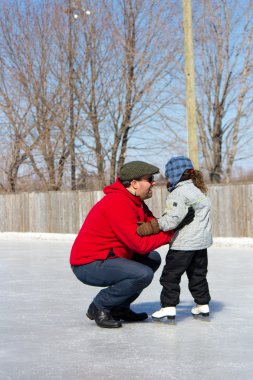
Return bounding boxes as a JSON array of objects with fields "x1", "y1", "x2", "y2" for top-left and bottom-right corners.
[{"x1": 0, "y1": 236, "x2": 253, "y2": 380}]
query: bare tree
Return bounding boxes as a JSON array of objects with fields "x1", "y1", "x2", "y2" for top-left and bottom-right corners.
[
  {"x1": 0, "y1": 0, "x2": 186, "y2": 190},
  {"x1": 1, "y1": 0, "x2": 253, "y2": 191},
  {"x1": 73, "y1": 0, "x2": 183, "y2": 183},
  {"x1": 194, "y1": 0, "x2": 253, "y2": 183},
  {"x1": 0, "y1": 0, "x2": 71, "y2": 191}
]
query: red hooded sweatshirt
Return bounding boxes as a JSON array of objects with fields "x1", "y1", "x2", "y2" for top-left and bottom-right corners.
[{"x1": 70, "y1": 178, "x2": 174, "y2": 266}]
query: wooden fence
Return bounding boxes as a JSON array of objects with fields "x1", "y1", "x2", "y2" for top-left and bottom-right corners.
[{"x1": 0, "y1": 183, "x2": 252, "y2": 237}]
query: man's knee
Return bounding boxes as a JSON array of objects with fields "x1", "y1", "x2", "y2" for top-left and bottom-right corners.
[
  {"x1": 137, "y1": 266, "x2": 154, "y2": 288},
  {"x1": 149, "y1": 250, "x2": 162, "y2": 271}
]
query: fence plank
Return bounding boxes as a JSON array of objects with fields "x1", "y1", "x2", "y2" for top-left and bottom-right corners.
[{"x1": 0, "y1": 184, "x2": 252, "y2": 237}]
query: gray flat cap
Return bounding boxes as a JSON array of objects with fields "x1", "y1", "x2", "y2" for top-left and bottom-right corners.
[{"x1": 119, "y1": 161, "x2": 159, "y2": 181}]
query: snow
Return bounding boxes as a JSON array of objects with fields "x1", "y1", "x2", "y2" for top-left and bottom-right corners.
[
  {"x1": 0, "y1": 232, "x2": 253, "y2": 247},
  {"x1": 0, "y1": 232, "x2": 77, "y2": 241}
]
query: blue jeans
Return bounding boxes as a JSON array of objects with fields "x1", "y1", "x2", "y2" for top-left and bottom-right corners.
[{"x1": 72, "y1": 251, "x2": 161, "y2": 310}]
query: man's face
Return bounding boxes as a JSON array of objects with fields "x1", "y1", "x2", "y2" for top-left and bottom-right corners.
[{"x1": 132, "y1": 175, "x2": 156, "y2": 200}]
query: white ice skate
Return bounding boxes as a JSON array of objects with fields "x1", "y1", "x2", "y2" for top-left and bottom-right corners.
[
  {"x1": 152, "y1": 307, "x2": 176, "y2": 320},
  {"x1": 191, "y1": 304, "x2": 209, "y2": 317}
]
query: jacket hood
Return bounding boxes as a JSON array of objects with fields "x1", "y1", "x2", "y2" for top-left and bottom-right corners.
[{"x1": 103, "y1": 178, "x2": 143, "y2": 206}]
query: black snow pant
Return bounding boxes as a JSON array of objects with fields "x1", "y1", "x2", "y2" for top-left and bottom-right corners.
[{"x1": 160, "y1": 248, "x2": 211, "y2": 307}]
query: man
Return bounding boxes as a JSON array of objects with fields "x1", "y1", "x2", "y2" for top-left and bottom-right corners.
[{"x1": 70, "y1": 161, "x2": 174, "y2": 328}]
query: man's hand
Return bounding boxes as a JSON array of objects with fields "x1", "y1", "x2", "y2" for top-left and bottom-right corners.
[
  {"x1": 137, "y1": 219, "x2": 160, "y2": 236},
  {"x1": 174, "y1": 206, "x2": 195, "y2": 232}
]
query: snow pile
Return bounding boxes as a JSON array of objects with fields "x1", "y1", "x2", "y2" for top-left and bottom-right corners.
[
  {"x1": 212, "y1": 237, "x2": 253, "y2": 248},
  {"x1": 0, "y1": 232, "x2": 77, "y2": 242},
  {"x1": 0, "y1": 232, "x2": 253, "y2": 247}
]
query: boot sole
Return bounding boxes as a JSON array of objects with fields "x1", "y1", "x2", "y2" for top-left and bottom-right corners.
[
  {"x1": 86, "y1": 312, "x2": 122, "y2": 328},
  {"x1": 96, "y1": 322, "x2": 122, "y2": 328},
  {"x1": 192, "y1": 312, "x2": 209, "y2": 317},
  {"x1": 152, "y1": 315, "x2": 175, "y2": 321}
]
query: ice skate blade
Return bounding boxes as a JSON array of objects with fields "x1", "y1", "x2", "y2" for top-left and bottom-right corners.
[
  {"x1": 152, "y1": 316, "x2": 166, "y2": 322},
  {"x1": 152, "y1": 316, "x2": 176, "y2": 326},
  {"x1": 192, "y1": 312, "x2": 209, "y2": 317},
  {"x1": 192, "y1": 313, "x2": 210, "y2": 322}
]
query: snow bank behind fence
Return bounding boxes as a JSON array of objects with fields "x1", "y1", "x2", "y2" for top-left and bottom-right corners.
[{"x1": 0, "y1": 232, "x2": 253, "y2": 248}]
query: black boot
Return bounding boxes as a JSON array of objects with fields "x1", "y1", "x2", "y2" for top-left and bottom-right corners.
[
  {"x1": 111, "y1": 307, "x2": 148, "y2": 322},
  {"x1": 86, "y1": 302, "x2": 122, "y2": 328}
]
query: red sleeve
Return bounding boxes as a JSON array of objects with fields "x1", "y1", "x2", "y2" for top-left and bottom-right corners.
[{"x1": 106, "y1": 198, "x2": 174, "y2": 255}]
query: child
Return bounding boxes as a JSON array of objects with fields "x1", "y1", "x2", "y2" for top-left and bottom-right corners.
[{"x1": 137, "y1": 156, "x2": 212, "y2": 320}]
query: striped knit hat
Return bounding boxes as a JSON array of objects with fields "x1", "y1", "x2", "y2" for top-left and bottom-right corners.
[{"x1": 165, "y1": 156, "x2": 193, "y2": 192}]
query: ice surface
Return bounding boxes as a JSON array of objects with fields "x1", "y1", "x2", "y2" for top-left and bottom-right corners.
[{"x1": 0, "y1": 236, "x2": 253, "y2": 380}]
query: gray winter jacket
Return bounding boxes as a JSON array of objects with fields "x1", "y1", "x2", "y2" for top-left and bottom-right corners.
[{"x1": 158, "y1": 179, "x2": 213, "y2": 250}]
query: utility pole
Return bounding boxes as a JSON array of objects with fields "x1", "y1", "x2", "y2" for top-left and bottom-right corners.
[
  {"x1": 68, "y1": 0, "x2": 76, "y2": 190},
  {"x1": 183, "y1": 0, "x2": 199, "y2": 169}
]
